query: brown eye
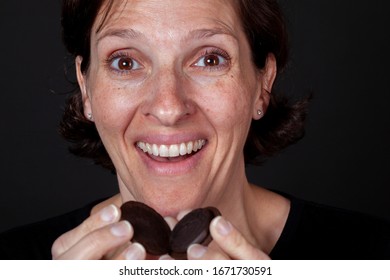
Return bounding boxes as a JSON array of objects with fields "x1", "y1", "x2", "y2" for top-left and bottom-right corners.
[
  {"x1": 193, "y1": 51, "x2": 228, "y2": 69},
  {"x1": 204, "y1": 54, "x2": 220, "y2": 66},
  {"x1": 118, "y1": 58, "x2": 133, "y2": 70},
  {"x1": 110, "y1": 55, "x2": 141, "y2": 72}
]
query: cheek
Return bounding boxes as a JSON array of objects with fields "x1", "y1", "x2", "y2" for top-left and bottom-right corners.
[
  {"x1": 204, "y1": 77, "x2": 255, "y2": 130},
  {"x1": 90, "y1": 83, "x2": 138, "y2": 137}
]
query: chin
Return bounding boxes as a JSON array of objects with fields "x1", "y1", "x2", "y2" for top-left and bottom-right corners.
[{"x1": 141, "y1": 187, "x2": 206, "y2": 217}]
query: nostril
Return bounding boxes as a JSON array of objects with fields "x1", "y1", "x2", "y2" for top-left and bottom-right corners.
[
  {"x1": 141, "y1": 72, "x2": 196, "y2": 126},
  {"x1": 145, "y1": 98, "x2": 194, "y2": 126}
]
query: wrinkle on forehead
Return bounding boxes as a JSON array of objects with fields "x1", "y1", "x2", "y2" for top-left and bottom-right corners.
[
  {"x1": 93, "y1": 0, "x2": 240, "y2": 42},
  {"x1": 96, "y1": 26, "x2": 239, "y2": 49}
]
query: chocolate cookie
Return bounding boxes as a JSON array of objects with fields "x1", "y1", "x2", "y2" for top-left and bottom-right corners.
[
  {"x1": 120, "y1": 201, "x2": 221, "y2": 259},
  {"x1": 120, "y1": 201, "x2": 171, "y2": 255},
  {"x1": 170, "y1": 207, "x2": 220, "y2": 259}
]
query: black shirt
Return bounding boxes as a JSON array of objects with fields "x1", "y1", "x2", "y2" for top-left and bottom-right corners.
[
  {"x1": 0, "y1": 201, "x2": 93, "y2": 260},
  {"x1": 269, "y1": 196, "x2": 390, "y2": 259},
  {"x1": 0, "y1": 195, "x2": 389, "y2": 260}
]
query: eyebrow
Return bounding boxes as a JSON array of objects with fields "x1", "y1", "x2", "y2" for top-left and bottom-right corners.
[
  {"x1": 184, "y1": 27, "x2": 238, "y2": 42},
  {"x1": 96, "y1": 28, "x2": 145, "y2": 45},
  {"x1": 96, "y1": 26, "x2": 237, "y2": 46}
]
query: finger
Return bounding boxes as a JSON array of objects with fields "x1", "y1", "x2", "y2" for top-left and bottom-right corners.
[
  {"x1": 102, "y1": 240, "x2": 131, "y2": 260},
  {"x1": 187, "y1": 244, "x2": 230, "y2": 260},
  {"x1": 209, "y1": 216, "x2": 270, "y2": 260},
  {"x1": 55, "y1": 220, "x2": 133, "y2": 259},
  {"x1": 159, "y1": 254, "x2": 175, "y2": 260},
  {"x1": 113, "y1": 242, "x2": 146, "y2": 260},
  {"x1": 90, "y1": 194, "x2": 122, "y2": 215},
  {"x1": 52, "y1": 204, "x2": 121, "y2": 258}
]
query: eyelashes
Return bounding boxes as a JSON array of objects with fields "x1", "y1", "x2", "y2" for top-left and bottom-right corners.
[
  {"x1": 104, "y1": 47, "x2": 232, "y2": 76},
  {"x1": 192, "y1": 47, "x2": 231, "y2": 71},
  {"x1": 105, "y1": 51, "x2": 143, "y2": 75}
]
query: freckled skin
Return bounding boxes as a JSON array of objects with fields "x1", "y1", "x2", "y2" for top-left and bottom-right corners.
[{"x1": 76, "y1": 0, "x2": 273, "y2": 219}]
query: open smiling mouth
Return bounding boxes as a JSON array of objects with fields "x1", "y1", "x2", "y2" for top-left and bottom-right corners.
[{"x1": 136, "y1": 140, "x2": 206, "y2": 162}]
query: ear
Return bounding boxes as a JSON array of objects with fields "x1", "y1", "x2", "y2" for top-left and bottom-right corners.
[
  {"x1": 253, "y1": 54, "x2": 277, "y2": 120},
  {"x1": 75, "y1": 56, "x2": 93, "y2": 121}
]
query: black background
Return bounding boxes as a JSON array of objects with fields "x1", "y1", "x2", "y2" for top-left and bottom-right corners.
[{"x1": 0, "y1": 0, "x2": 389, "y2": 233}]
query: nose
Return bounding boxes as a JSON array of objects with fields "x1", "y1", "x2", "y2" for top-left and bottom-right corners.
[{"x1": 143, "y1": 68, "x2": 194, "y2": 126}]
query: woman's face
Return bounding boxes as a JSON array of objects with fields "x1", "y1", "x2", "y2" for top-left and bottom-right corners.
[{"x1": 77, "y1": 0, "x2": 275, "y2": 215}]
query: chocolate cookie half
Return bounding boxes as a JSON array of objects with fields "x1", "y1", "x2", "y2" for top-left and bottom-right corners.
[
  {"x1": 170, "y1": 207, "x2": 221, "y2": 259},
  {"x1": 120, "y1": 201, "x2": 221, "y2": 258},
  {"x1": 120, "y1": 201, "x2": 171, "y2": 255}
]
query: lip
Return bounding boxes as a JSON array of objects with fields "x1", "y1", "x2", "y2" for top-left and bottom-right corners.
[{"x1": 134, "y1": 134, "x2": 207, "y2": 176}]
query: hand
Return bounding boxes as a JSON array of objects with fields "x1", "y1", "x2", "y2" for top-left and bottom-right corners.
[
  {"x1": 186, "y1": 216, "x2": 270, "y2": 260},
  {"x1": 51, "y1": 204, "x2": 146, "y2": 260}
]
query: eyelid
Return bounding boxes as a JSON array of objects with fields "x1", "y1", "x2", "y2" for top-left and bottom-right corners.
[
  {"x1": 105, "y1": 50, "x2": 143, "y2": 74},
  {"x1": 191, "y1": 47, "x2": 231, "y2": 69}
]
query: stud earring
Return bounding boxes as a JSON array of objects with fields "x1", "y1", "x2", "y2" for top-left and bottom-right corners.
[
  {"x1": 87, "y1": 112, "x2": 93, "y2": 120},
  {"x1": 257, "y1": 109, "x2": 263, "y2": 116}
]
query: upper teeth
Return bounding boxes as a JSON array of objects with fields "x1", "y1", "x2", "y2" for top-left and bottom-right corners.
[{"x1": 136, "y1": 140, "x2": 206, "y2": 157}]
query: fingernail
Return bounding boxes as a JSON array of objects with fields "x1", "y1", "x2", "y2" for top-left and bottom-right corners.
[
  {"x1": 187, "y1": 244, "x2": 207, "y2": 259},
  {"x1": 100, "y1": 204, "x2": 118, "y2": 222},
  {"x1": 110, "y1": 221, "x2": 131, "y2": 237},
  {"x1": 125, "y1": 243, "x2": 145, "y2": 260},
  {"x1": 214, "y1": 216, "x2": 232, "y2": 236},
  {"x1": 159, "y1": 254, "x2": 174, "y2": 260}
]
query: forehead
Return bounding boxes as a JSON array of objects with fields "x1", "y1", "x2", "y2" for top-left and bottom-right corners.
[{"x1": 93, "y1": 0, "x2": 242, "y2": 41}]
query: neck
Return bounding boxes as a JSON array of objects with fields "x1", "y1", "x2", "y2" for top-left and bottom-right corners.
[
  {"x1": 243, "y1": 184, "x2": 290, "y2": 254},
  {"x1": 212, "y1": 177, "x2": 290, "y2": 255}
]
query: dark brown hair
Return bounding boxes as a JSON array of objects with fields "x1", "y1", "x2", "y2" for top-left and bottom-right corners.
[{"x1": 59, "y1": 0, "x2": 309, "y2": 171}]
